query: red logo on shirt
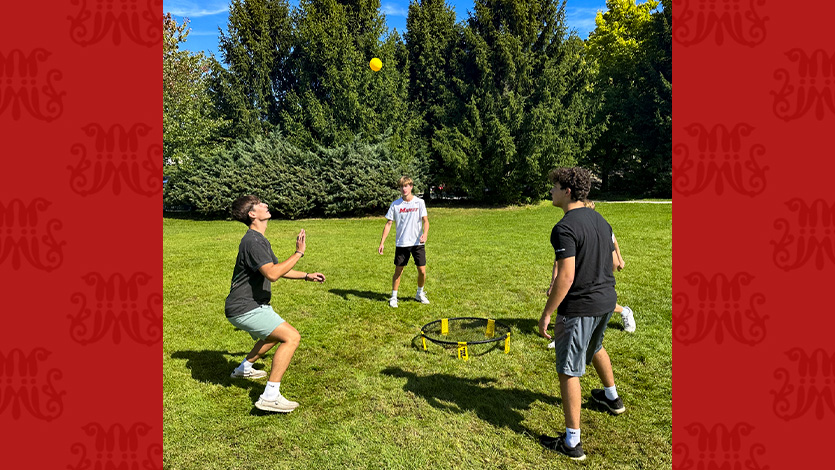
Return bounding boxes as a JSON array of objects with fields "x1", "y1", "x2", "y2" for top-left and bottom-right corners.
[{"x1": 399, "y1": 208, "x2": 419, "y2": 213}]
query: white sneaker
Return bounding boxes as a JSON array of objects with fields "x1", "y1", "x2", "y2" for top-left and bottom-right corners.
[
  {"x1": 230, "y1": 368, "x2": 267, "y2": 379},
  {"x1": 621, "y1": 306, "x2": 636, "y2": 333},
  {"x1": 415, "y1": 292, "x2": 430, "y2": 304},
  {"x1": 255, "y1": 394, "x2": 299, "y2": 413},
  {"x1": 389, "y1": 297, "x2": 398, "y2": 308},
  {"x1": 547, "y1": 340, "x2": 556, "y2": 349}
]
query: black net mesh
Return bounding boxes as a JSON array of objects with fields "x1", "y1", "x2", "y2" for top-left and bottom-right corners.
[{"x1": 421, "y1": 317, "x2": 510, "y2": 345}]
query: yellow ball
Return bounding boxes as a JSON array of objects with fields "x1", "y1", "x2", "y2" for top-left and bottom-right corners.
[{"x1": 369, "y1": 57, "x2": 382, "y2": 72}]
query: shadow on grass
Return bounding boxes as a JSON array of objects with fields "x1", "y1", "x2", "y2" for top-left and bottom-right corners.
[
  {"x1": 171, "y1": 349, "x2": 295, "y2": 416},
  {"x1": 409, "y1": 335, "x2": 505, "y2": 358},
  {"x1": 171, "y1": 350, "x2": 260, "y2": 386},
  {"x1": 382, "y1": 367, "x2": 559, "y2": 436},
  {"x1": 496, "y1": 317, "x2": 540, "y2": 337},
  {"x1": 329, "y1": 288, "x2": 390, "y2": 302}
]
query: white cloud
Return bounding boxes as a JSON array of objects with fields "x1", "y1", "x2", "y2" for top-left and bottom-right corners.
[
  {"x1": 381, "y1": 2, "x2": 409, "y2": 17},
  {"x1": 164, "y1": 1, "x2": 228, "y2": 18}
]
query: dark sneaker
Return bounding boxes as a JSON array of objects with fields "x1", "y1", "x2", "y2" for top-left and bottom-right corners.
[
  {"x1": 539, "y1": 433, "x2": 586, "y2": 461},
  {"x1": 591, "y1": 389, "x2": 626, "y2": 414}
]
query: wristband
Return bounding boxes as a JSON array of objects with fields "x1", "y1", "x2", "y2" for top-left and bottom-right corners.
[
  {"x1": 303, "y1": 273, "x2": 309, "y2": 281},
  {"x1": 295, "y1": 250, "x2": 304, "y2": 257}
]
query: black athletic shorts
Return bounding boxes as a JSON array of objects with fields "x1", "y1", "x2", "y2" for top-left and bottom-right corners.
[{"x1": 394, "y1": 245, "x2": 426, "y2": 267}]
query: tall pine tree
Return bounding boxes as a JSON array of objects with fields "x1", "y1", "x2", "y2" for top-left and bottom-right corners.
[
  {"x1": 209, "y1": 0, "x2": 295, "y2": 138},
  {"x1": 432, "y1": 0, "x2": 598, "y2": 202}
]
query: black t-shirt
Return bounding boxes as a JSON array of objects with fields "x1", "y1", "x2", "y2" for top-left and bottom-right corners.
[
  {"x1": 224, "y1": 229, "x2": 279, "y2": 318},
  {"x1": 550, "y1": 207, "x2": 617, "y2": 317}
]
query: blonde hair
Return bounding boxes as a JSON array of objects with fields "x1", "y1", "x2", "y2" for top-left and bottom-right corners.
[{"x1": 397, "y1": 176, "x2": 413, "y2": 188}]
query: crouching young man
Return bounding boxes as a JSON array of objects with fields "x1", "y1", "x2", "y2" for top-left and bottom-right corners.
[{"x1": 224, "y1": 195, "x2": 325, "y2": 413}]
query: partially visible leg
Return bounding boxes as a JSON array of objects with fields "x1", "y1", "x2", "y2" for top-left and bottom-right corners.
[
  {"x1": 614, "y1": 304, "x2": 623, "y2": 314},
  {"x1": 255, "y1": 322, "x2": 301, "y2": 413},
  {"x1": 416, "y1": 265, "x2": 426, "y2": 288},
  {"x1": 590, "y1": 346, "x2": 626, "y2": 413},
  {"x1": 265, "y1": 322, "x2": 301, "y2": 383},
  {"x1": 246, "y1": 339, "x2": 279, "y2": 363},
  {"x1": 559, "y1": 373, "x2": 582, "y2": 430},
  {"x1": 392, "y1": 266, "x2": 405, "y2": 291},
  {"x1": 591, "y1": 347, "x2": 615, "y2": 388}
]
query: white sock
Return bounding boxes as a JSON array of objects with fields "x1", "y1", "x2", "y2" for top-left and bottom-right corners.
[
  {"x1": 565, "y1": 428, "x2": 581, "y2": 447},
  {"x1": 391, "y1": 290, "x2": 398, "y2": 299},
  {"x1": 605, "y1": 385, "x2": 619, "y2": 400},
  {"x1": 236, "y1": 359, "x2": 253, "y2": 372},
  {"x1": 261, "y1": 381, "x2": 281, "y2": 401},
  {"x1": 416, "y1": 286, "x2": 424, "y2": 295}
]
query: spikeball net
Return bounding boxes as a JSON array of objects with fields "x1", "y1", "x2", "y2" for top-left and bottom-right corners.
[{"x1": 420, "y1": 317, "x2": 511, "y2": 361}]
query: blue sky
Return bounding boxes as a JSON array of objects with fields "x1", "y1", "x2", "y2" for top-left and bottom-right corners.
[{"x1": 165, "y1": 0, "x2": 607, "y2": 57}]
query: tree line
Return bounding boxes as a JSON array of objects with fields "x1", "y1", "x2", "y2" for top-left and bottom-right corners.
[{"x1": 163, "y1": 0, "x2": 671, "y2": 218}]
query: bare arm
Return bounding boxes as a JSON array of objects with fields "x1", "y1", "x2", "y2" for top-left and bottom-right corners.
[
  {"x1": 539, "y1": 257, "x2": 575, "y2": 339},
  {"x1": 547, "y1": 258, "x2": 558, "y2": 295},
  {"x1": 419, "y1": 216, "x2": 429, "y2": 243},
  {"x1": 282, "y1": 269, "x2": 326, "y2": 283},
  {"x1": 613, "y1": 234, "x2": 625, "y2": 272},
  {"x1": 258, "y1": 230, "x2": 306, "y2": 282},
  {"x1": 378, "y1": 220, "x2": 393, "y2": 254}
]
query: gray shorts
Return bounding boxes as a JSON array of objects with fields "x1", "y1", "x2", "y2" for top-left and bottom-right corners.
[
  {"x1": 553, "y1": 311, "x2": 614, "y2": 377},
  {"x1": 226, "y1": 305, "x2": 285, "y2": 341}
]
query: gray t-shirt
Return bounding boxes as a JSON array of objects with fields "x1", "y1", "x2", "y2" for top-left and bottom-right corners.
[{"x1": 224, "y1": 229, "x2": 278, "y2": 318}]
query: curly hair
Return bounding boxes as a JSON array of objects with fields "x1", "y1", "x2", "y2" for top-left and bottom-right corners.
[
  {"x1": 548, "y1": 167, "x2": 591, "y2": 202},
  {"x1": 230, "y1": 195, "x2": 261, "y2": 225}
]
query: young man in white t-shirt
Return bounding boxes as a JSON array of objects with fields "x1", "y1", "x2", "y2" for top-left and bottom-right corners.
[{"x1": 378, "y1": 176, "x2": 429, "y2": 308}]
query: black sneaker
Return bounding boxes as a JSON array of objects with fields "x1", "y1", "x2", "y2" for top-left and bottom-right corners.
[
  {"x1": 539, "y1": 433, "x2": 586, "y2": 461},
  {"x1": 591, "y1": 388, "x2": 626, "y2": 414}
]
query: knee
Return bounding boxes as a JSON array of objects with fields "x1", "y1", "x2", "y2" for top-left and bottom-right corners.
[{"x1": 288, "y1": 330, "x2": 301, "y2": 347}]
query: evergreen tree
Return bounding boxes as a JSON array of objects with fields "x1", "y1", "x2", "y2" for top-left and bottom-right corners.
[
  {"x1": 209, "y1": 0, "x2": 295, "y2": 138},
  {"x1": 405, "y1": 0, "x2": 459, "y2": 190},
  {"x1": 433, "y1": 0, "x2": 598, "y2": 202},
  {"x1": 279, "y1": 0, "x2": 421, "y2": 172}
]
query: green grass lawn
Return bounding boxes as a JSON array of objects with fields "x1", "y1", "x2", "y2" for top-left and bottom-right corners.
[{"x1": 163, "y1": 201, "x2": 671, "y2": 469}]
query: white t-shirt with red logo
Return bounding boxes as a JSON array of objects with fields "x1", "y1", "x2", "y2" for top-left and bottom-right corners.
[{"x1": 385, "y1": 196, "x2": 428, "y2": 247}]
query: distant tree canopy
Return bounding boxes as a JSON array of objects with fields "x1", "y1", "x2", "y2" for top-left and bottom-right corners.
[
  {"x1": 163, "y1": 0, "x2": 671, "y2": 215},
  {"x1": 163, "y1": 14, "x2": 227, "y2": 165}
]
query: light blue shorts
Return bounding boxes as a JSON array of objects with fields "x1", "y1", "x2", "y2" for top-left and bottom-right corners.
[{"x1": 226, "y1": 305, "x2": 285, "y2": 341}]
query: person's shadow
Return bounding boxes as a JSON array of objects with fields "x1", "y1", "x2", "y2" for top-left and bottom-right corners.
[
  {"x1": 170, "y1": 349, "x2": 281, "y2": 415},
  {"x1": 382, "y1": 367, "x2": 560, "y2": 436},
  {"x1": 329, "y1": 289, "x2": 390, "y2": 302}
]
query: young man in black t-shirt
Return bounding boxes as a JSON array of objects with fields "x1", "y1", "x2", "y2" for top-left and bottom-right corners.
[
  {"x1": 224, "y1": 195, "x2": 326, "y2": 413},
  {"x1": 537, "y1": 167, "x2": 625, "y2": 461}
]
